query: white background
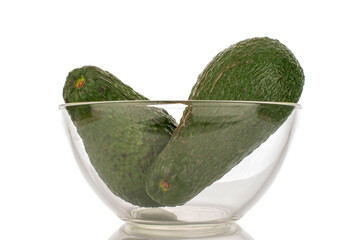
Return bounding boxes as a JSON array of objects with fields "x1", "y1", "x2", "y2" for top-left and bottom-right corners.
[{"x1": 1, "y1": 0, "x2": 359, "y2": 239}]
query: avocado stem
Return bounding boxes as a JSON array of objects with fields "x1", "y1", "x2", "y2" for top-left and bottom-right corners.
[
  {"x1": 75, "y1": 76, "x2": 86, "y2": 89},
  {"x1": 159, "y1": 179, "x2": 170, "y2": 192}
]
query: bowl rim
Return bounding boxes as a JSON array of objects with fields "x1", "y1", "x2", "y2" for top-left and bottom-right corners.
[{"x1": 58, "y1": 100, "x2": 302, "y2": 110}]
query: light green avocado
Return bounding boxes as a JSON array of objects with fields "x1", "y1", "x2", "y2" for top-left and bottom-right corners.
[
  {"x1": 146, "y1": 37, "x2": 304, "y2": 206},
  {"x1": 63, "y1": 66, "x2": 177, "y2": 207}
]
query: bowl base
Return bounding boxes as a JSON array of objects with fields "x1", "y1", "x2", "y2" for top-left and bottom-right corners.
[
  {"x1": 122, "y1": 221, "x2": 239, "y2": 238},
  {"x1": 132, "y1": 206, "x2": 232, "y2": 222},
  {"x1": 123, "y1": 206, "x2": 239, "y2": 238}
]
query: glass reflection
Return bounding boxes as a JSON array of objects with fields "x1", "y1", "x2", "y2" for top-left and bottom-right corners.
[{"x1": 109, "y1": 223, "x2": 254, "y2": 240}]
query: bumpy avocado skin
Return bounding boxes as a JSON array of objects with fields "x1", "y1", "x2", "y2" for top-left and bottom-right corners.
[
  {"x1": 63, "y1": 65, "x2": 148, "y2": 123},
  {"x1": 63, "y1": 66, "x2": 177, "y2": 207},
  {"x1": 146, "y1": 37, "x2": 304, "y2": 206},
  {"x1": 189, "y1": 37, "x2": 304, "y2": 103}
]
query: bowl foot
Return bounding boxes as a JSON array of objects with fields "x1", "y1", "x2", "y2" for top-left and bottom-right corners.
[
  {"x1": 122, "y1": 221, "x2": 240, "y2": 239},
  {"x1": 131, "y1": 206, "x2": 232, "y2": 222},
  {"x1": 121, "y1": 206, "x2": 240, "y2": 238}
]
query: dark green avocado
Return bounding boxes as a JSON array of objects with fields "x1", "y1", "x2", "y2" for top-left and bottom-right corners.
[
  {"x1": 146, "y1": 37, "x2": 304, "y2": 206},
  {"x1": 63, "y1": 66, "x2": 177, "y2": 207},
  {"x1": 189, "y1": 37, "x2": 304, "y2": 103},
  {"x1": 63, "y1": 65, "x2": 148, "y2": 123}
]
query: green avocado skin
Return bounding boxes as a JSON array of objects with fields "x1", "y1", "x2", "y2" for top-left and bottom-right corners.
[
  {"x1": 189, "y1": 37, "x2": 304, "y2": 103},
  {"x1": 63, "y1": 65, "x2": 148, "y2": 123},
  {"x1": 146, "y1": 37, "x2": 304, "y2": 206},
  {"x1": 63, "y1": 66, "x2": 177, "y2": 207}
]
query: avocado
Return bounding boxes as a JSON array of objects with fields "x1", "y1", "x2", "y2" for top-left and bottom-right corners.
[
  {"x1": 146, "y1": 37, "x2": 304, "y2": 206},
  {"x1": 63, "y1": 66, "x2": 177, "y2": 207}
]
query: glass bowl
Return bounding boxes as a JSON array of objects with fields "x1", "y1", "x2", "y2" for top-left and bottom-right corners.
[
  {"x1": 109, "y1": 222, "x2": 253, "y2": 240},
  {"x1": 59, "y1": 100, "x2": 300, "y2": 235}
]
